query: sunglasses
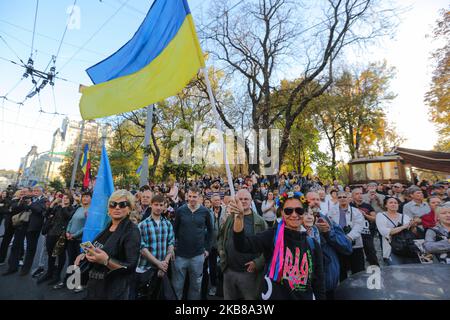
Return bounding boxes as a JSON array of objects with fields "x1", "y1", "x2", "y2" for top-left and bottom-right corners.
[
  {"x1": 283, "y1": 207, "x2": 305, "y2": 216},
  {"x1": 338, "y1": 196, "x2": 347, "y2": 199},
  {"x1": 109, "y1": 201, "x2": 130, "y2": 209}
]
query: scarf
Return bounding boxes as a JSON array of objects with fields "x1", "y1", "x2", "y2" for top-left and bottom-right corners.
[{"x1": 268, "y1": 219, "x2": 285, "y2": 282}]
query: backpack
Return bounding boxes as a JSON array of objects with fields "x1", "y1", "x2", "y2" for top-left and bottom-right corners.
[{"x1": 383, "y1": 213, "x2": 419, "y2": 258}]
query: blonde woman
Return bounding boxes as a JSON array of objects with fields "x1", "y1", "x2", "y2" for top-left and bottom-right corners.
[
  {"x1": 75, "y1": 190, "x2": 140, "y2": 300},
  {"x1": 423, "y1": 204, "x2": 450, "y2": 264}
]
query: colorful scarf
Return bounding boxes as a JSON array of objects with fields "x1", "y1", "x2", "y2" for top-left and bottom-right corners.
[{"x1": 268, "y1": 219, "x2": 285, "y2": 282}]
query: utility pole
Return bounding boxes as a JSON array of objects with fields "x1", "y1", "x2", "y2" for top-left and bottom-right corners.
[
  {"x1": 70, "y1": 120, "x2": 85, "y2": 190},
  {"x1": 139, "y1": 105, "x2": 154, "y2": 188}
]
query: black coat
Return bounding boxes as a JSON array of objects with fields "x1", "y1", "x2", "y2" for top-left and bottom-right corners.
[
  {"x1": 10, "y1": 197, "x2": 47, "y2": 232},
  {"x1": 86, "y1": 217, "x2": 141, "y2": 300},
  {"x1": 0, "y1": 198, "x2": 11, "y2": 216},
  {"x1": 47, "y1": 205, "x2": 74, "y2": 237},
  {"x1": 27, "y1": 197, "x2": 47, "y2": 232}
]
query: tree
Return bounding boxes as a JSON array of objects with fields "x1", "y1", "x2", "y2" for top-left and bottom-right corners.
[
  {"x1": 203, "y1": 0, "x2": 398, "y2": 172},
  {"x1": 108, "y1": 66, "x2": 233, "y2": 183},
  {"x1": 309, "y1": 93, "x2": 346, "y2": 179},
  {"x1": 58, "y1": 124, "x2": 104, "y2": 187},
  {"x1": 48, "y1": 178, "x2": 64, "y2": 192},
  {"x1": 335, "y1": 62, "x2": 396, "y2": 159},
  {"x1": 425, "y1": 8, "x2": 449, "y2": 152}
]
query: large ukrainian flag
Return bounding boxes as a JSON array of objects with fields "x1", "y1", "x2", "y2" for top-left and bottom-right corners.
[{"x1": 79, "y1": 0, "x2": 205, "y2": 120}]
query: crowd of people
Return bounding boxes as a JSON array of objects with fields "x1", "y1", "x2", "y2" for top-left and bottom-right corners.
[{"x1": 0, "y1": 172, "x2": 449, "y2": 300}]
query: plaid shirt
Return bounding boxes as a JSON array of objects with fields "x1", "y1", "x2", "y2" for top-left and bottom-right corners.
[{"x1": 137, "y1": 216, "x2": 174, "y2": 271}]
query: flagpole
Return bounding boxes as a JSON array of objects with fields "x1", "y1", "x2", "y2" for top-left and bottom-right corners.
[
  {"x1": 201, "y1": 68, "x2": 235, "y2": 198},
  {"x1": 139, "y1": 105, "x2": 154, "y2": 188},
  {"x1": 70, "y1": 120, "x2": 85, "y2": 190}
]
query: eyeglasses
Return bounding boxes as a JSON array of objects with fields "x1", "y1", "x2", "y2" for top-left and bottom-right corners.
[
  {"x1": 283, "y1": 207, "x2": 305, "y2": 216},
  {"x1": 337, "y1": 196, "x2": 347, "y2": 199},
  {"x1": 109, "y1": 201, "x2": 129, "y2": 209}
]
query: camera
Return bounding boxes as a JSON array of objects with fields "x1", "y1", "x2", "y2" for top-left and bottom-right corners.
[
  {"x1": 342, "y1": 225, "x2": 356, "y2": 245},
  {"x1": 342, "y1": 225, "x2": 352, "y2": 234}
]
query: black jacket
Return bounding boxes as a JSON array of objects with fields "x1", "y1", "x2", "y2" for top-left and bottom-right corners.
[
  {"x1": 27, "y1": 197, "x2": 47, "y2": 232},
  {"x1": 234, "y1": 227, "x2": 325, "y2": 300},
  {"x1": 0, "y1": 198, "x2": 11, "y2": 216},
  {"x1": 86, "y1": 217, "x2": 141, "y2": 300},
  {"x1": 46, "y1": 205, "x2": 74, "y2": 237},
  {"x1": 10, "y1": 196, "x2": 47, "y2": 232}
]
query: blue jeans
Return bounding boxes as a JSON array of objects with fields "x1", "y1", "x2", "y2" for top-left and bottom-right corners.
[{"x1": 172, "y1": 254, "x2": 205, "y2": 300}]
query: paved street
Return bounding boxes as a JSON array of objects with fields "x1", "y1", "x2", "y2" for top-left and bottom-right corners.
[{"x1": 0, "y1": 222, "x2": 83, "y2": 300}]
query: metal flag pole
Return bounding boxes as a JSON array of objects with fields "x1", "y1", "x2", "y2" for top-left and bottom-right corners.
[
  {"x1": 70, "y1": 120, "x2": 85, "y2": 190},
  {"x1": 139, "y1": 105, "x2": 154, "y2": 188},
  {"x1": 201, "y1": 67, "x2": 235, "y2": 197}
]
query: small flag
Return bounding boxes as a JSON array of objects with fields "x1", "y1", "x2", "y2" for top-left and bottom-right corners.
[
  {"x1": 82, "y1": 144, "x2": 115, "y2": 245},
  {"x1": 136, "y1": 164, "x2": 142, "y2": 175},
  {"x1": 80, "y1": 144, "x2": 91, "y2": 189}
]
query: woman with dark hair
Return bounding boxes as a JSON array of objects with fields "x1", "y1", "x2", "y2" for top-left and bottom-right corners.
[
  {"x1": 261, "y1": 191, "x2": 276, "y2": 228},
  {"x1": 0, "y1": 191, "x2": 11, "y2": 233},
  {"x1": 230, "y1": 191, "x2": 325, "y2": 300},
  {"x1": 375, "y1": 197, "x2": 420, "y2": 265},
  {"x1": 37, "y1": 193, "x2": 74, "y2": 285}
]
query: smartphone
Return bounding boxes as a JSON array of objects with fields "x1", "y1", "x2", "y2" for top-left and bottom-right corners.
[{"x1": 80, "y1": 241, "x2": 94, "y2": 254}]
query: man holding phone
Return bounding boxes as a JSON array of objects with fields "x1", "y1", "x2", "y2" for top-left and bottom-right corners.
[{"x1": 306, "y1": 192, "x2": 353, "y2": 300}]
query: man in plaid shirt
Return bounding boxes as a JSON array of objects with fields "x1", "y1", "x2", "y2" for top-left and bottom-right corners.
[{"x1": 135, "y1": 194, "x2": 174, "y2": 299}]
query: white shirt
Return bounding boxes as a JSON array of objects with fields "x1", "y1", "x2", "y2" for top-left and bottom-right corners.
[
  {"x1": 261, "y1": 200, "x2": 276, "y2": 222},
  {"x1": 328, "y1": 205, "x2": 365, "y2": 248},
  {"x1": 376, "y1": 212, "x2": 411, "y2": 259},
  {"x1": 319, "y1": 199, "x2": 330, "y2": 215}
]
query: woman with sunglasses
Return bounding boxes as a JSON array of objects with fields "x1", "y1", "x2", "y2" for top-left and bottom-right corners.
[
  {"x1": 74, "y1": 190, "x2": 140, "y2": 300},
  {"x1": 230, "y1": 191, "x2": 325, "y2": 300}
]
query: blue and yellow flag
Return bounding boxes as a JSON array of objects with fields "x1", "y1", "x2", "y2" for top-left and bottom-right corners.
[
  {"x1": 79, "y1": 0, "x2": 205, "y2": 120},
  {"x1": 80, "y1": 144, "x2": 89, "y2": 175}
]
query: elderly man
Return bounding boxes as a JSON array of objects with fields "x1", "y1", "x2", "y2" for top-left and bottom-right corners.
[
  {"x1": 306, "y1": 192, "x2": 352, "y2": 300},
  {"x1": 218, "y1": 189, "x2": 267, "y2": 300},
  {"x1": 403, "y1": 186, "x2": 431, "y2": 237},
  {"x1": 328, "y1": 191, "x2": 365, "y2": 281},
  {"x1": 350, "y1": 188, "x2": 379, "y2": 266},
  {"x1": 362, "y1": 182, "x2": 385, "y2": 214},
  {"x1": 403, "y1": 186, "x2": 431, "y2": 219},
  {"x1": 140, "y1": 190, "x2": 153, "y2": 221},
  {"x1": 3, "y1": 186, "x2": 47, "y2": 276}
]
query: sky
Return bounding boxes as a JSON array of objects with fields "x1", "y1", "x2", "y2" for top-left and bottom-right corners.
[{"x1": 0, "y1": 0, "x2": 447, "y2": 171}]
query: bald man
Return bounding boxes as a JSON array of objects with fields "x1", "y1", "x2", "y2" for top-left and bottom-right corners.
[{"x1": 217, "y1": 189, "x2": 267, "y2": 300}]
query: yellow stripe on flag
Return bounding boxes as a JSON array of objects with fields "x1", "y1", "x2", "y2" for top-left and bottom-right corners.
[{"x1": 80, "y1": 15, "x2": 205, "y2": 120}]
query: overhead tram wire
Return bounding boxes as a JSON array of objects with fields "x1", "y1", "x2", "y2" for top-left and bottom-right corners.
[
  {"x1": 57, "y1": 0, "x2": 132, "y2": 75},
  {"x1": 30, "y1": 0, "x2": 40, "y2": 59},
  {"x1": 0, "y1": 19, "x2": 107, "y2": 57},
  {"x1": 0, "y1": 35, "x2": 26, "y2": 66},
  {"x1": 54, "y1": 0, "x2": 78, "y2": 62}
]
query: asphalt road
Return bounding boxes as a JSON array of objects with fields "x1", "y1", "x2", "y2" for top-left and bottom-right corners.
[
  {"x1": 0, "y1": 220, "x2": 386, "y2": 300},
  {"x1": 0, "y1": 221, "x2": 84, "y2": 300}
]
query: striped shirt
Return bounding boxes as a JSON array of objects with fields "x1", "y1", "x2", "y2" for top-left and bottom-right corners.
[{"x1": 137, "y1": 216, "x2": 174, "y2": 271}]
